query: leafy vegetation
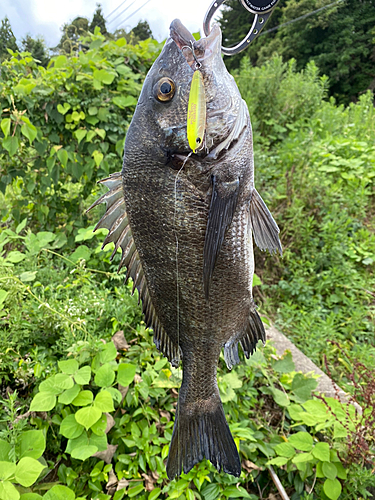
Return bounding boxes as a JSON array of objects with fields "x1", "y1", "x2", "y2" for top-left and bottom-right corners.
[{"x1": 0, "y1": 29, "x2": 374, "y2": 500}]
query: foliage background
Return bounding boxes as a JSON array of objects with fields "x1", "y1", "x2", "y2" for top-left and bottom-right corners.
[{"x1": 0, "y1": 13, "x2": 374, "y2": 500}]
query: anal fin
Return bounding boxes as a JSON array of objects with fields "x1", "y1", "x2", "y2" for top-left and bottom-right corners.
[
  {"x1": 224, "y1": 307, "x2": 266, "y2": 370},
  {"x1": 250, "y1": 188, "x2": 282, "y2": 256}
]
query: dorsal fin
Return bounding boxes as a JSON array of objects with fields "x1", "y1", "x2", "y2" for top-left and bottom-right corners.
[{"x1": 87, "y1": 172, "x2": 181, "y2": 367}]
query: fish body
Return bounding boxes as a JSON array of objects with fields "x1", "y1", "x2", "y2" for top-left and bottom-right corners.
[{"x1": 89, "y1": 20, "x2": 281, "y2": 479}]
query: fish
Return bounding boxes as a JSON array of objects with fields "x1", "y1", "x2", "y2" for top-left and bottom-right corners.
[{"x1": 88, "y1": 19, "x2": 282, "y2": 479}]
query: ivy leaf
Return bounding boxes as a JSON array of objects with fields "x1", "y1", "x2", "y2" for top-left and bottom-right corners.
[
  {"x1": 94, "y1": 390, "x2": 114, "y2": 412},
  {"x1": 58, "y1": 384, "x2": 81, "y2": 405},
  {"x1": 58, "y1": 359, "x2": 79, "y2": 375},
  {"x1": 15, "y1": 457, "x2": 45, "y2": 487},
  {"x1": 94, "y1": 363, "x2": 115, "y2": 388},
  {"x1": 71, "y1": 445, "x2": 98, "y2": 461},
  {"x1": 272, "y1": 352, "x2": 295, "y2": 373},
  {"x1": 117, "y1": 363, "x2": 136, "y2": 387},
  {"x1": 43, "y1": 484, "x2": 75, "y2": 500},
  {"x1": 93, "y1": 69, "x2": 116, "y2": 85},
  {"x1": 0, "y1": 461, "x2": 16, "y2": 480},
  {"x1": 54, "y1": 373, "x2": 74, "y2": 390},
  {"x1": 72, "y1": 390, "x2": 93, "y2": 407},
  {"x1": 30, "y1": 392, "x2": 56, "y2": 412},
  {"x1": 60, "y1": 414, "x2": 84, "y2": 440},
  {"x1": 18, "y1": 430, "x2": 46, "y2": 459},
  {"x1": 0, "y1": 480, "x2": 20, "y2": 500},
  {"x1": 75, "y1": 405, "x2": 102, "y2": 430},
  {"x1": 74, "y1": 366, "x2": 91, "y2": 385},
  {"x1": 92, "y1": 150, "x2": 103, "y2": 167}
]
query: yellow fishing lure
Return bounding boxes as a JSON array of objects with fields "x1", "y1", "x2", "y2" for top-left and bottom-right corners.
[{"x1": 187, "y1": 70, "x2": 206, "y2": 153}]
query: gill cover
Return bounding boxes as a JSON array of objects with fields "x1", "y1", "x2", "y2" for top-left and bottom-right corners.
[{"x1": 187, "y1": 70, "x2": 206, "y2": 153}]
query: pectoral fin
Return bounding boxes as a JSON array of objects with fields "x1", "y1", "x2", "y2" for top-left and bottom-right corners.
[
  {"x1": 203, "y1": 175, "x2": 240, "y2": 300},
  {"x1": 250, "y1": 188, "x2": 282, "y2": 255}
]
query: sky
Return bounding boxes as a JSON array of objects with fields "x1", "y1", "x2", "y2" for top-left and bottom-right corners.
[{"x1": 0, "y1": 0, "x2": 225, "y2": 48}]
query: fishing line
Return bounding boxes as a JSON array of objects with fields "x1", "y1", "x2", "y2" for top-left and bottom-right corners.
[{"x1": 173, "y1": 152, "x2": 192, "y2": 480}]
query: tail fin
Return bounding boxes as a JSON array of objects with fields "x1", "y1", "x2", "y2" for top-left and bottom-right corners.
[{"x1": 166, "y1": 396, "x2": 241, "y2": 479}]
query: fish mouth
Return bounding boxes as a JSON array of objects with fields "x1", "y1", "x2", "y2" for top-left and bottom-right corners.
[{"x1": 169, "y1": 19, "x2": 221, "y2": 67}]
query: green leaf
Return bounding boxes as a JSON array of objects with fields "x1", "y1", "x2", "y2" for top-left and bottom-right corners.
[
  {"x1": 20, "y1": 493, "x2": 43, "y2": 500},
  {"x1": 1, "y1": 118, "x2": 11, "y2": 137},
  {"x1": 312, "y1": 442, "x2": 330, "y2": 462},
  {"x1": 54, "y1": 373, "x2": 74, "y2": 390},
  {"x1": 60, "y1": 414, "x2": 84, "y2": 440},
  {"x1": 21, "y1": 123, "x2": 37, "y2": 144},
  {"x1": 148, "y1": 488, "x2": 161, "y2": 500},
  {"x1": 291, "y1": 452, "x2": 314, "y2": 463},
  {"x1": 222, "y1": 485, "x2": 253, "y2": 498},
  {"x1": 335, "y1": 462, "x2": 347, "y2": 480},
  {"x1": 99, "y1": 342, "x2": 117, "y2": 363},
  {"x1": 291, "y1": 373, "x2": 318, "y2": 402},
  {"x1": 58, "y1": 384, "x2": 81, "y2": 405},
  {"x1": 58, "y1": 359, "x2": 79, "y2": 375},
  {"x1": 201, "y1": 484, "x2": 221, "y2": 500},
  {"x1": 74, "y1": 366, "x2": 91, "y2": 385},
  {"x1": 92, "y1": 150, "x2": 103, "y2": 167},
  {"x1": 0, "y1": 461, "x2": 16, "y2": 480},
  {"x1": 70, "y1": 245, "x2": 91, "y2": 262},
  {"x1": 94, "y1": 363, "x2": 115, "y2": 388},
  {"x1": 74, "y1": 129, "x2": 86, "y2": 144},
  {"x1": 117, "y1": 363, "x2": 136, "y2": 387},
  {"x1": 53, "y1": 55, "x2": 67, "y2": 69},
  {"x1": 43, "y1": 485, "x2": 75, "y2": 500},
  {"x1": 72, "y1": 390, "x2": 93, "y2": 406},
  {"x1": 19, "y1": 430, "x2": 46, "y2": 459},
  {"x1": 274, "y1": 442, "x2": 295, "y2": 458},
  {"x1": 267, "y1": 456, "x2": 289, "y2": 466},
  {"x1": 271, "y1": 388, "x2": 290, "y2": 407},
  {"x1": 0, "y1": 480, "x2": 20, "y2": 500},
  {"x1": 0, "y1": 290, "x2": 8, "y2": 308},
  {"x1": 323, "y1": 478, "x2": 342, "y2": 500},
  {"x1": 3, "y1": 136, "x2": 19, "y2": 156},
  {"x1": 6, "y1": 251, "x2": 26, "y2": 263},
  {"x1": 19, "y1": 271, "x2": 37, "y2": 282},
  {"x1": 128, "y1": 484, "x2": 144, "y2": 498},
  {"x1": 93, "y1": 69, "x2": 116, "y2": 85},
  {"x1": 30, "y1": 392, "x2": 56, "y2": 412},
  {"x1": 16, "y1": 218, "x2": 27, "y2": 234},
  {"x1": 90, "y1": 414, "x2": 107, "y2": 436},
  {"x1": 71, "y1": 445, "x2": 98, "y2": 461},
  {"x1": 39, "y1": 376, "x2": 62, "y2": 395},
  {"x1": 253, "y1": 273, "x2": 262, "y2": 286},
  {"x1": 75, "y1": 405, "x2": 102, "y2": 430},
  {"x1": 57, "y1": 149, "x2": 68, "y2": 167},
  {"x1": 0, "y1": 440, "x2": 11, "y2": 461},
  {"x1": 288, "y1": 432, "x2": 313, "y2": 451},
  {"x1": 322, "y1": 462, "x2": 337, "y2": 480},
  {"x1": 333, "y1": 421, "x2": 347, "y2": 438},
  {"x1": 57, "y1": 103, "x2": 70, "y2": 115},
  {"x1": 89, "y1": 433, "x2": 107, "y2": 451},
  {"x1": 15, "y1": 457, "x2": 45, "y2": 487},
  {"x1": 112, "y1": 95, "x2": 137, "y2": 108},
  {"x1": 94, "y1": 390, "x2": 114, "y2": 412},
  {"x1": 272, "y1": 352, "x2": 295, "y2": 373}
]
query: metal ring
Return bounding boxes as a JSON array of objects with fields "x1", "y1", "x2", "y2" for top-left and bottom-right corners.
[{"x1": 203, "y1": 0, "x2": 272, "y2": 55}]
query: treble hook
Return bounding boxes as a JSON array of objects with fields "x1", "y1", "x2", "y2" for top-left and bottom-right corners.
[{"x1": 181, "y1": 42, "x2": 202, "y2": 70}]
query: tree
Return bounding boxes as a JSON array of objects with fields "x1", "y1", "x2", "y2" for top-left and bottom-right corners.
[
  {"x1": 21, "y1": 35, "x2": 50, "y2": 67},
  {"x1": 90, "y1": 3, "x2": 107, "y2": 35},
  {"x1": 57, "y1": 17, "x2": 89, "y2": 54},
  {"x1": 0, "y1": 16, "x2": 18, "y2": 61},
  {"x1": 220, "y1": 0, "x2": 375, "y2": 103},
  {"x1": 131, "y1": 20, "x2": 153, "y2": 41}
]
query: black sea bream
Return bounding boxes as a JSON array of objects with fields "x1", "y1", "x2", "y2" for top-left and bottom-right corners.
[{"x1": 89, "y1": 19, "x2": 282, "y2": 479}]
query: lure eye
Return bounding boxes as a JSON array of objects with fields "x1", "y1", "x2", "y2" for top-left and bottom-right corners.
[{"x1": 155, "y1": 77, "x2": 175, "y2": 102}]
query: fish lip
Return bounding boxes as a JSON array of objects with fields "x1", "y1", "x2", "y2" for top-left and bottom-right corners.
[{"x1": 169, "y1": 19, "x2": 221, "y2": 65}]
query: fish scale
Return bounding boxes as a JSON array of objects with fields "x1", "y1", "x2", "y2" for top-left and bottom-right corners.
[{"x1": 88, "y1": 19, "x2": 282, "y2": 479}]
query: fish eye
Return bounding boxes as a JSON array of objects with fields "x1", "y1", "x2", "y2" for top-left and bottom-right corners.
[{"x1": 155, "y1": 77, "x2": 175, "y2": 102}]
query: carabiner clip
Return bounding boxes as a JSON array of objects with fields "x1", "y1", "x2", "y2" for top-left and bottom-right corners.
[{"x1": 203, "y1": 0, "x2": 279, "y2": 56}]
